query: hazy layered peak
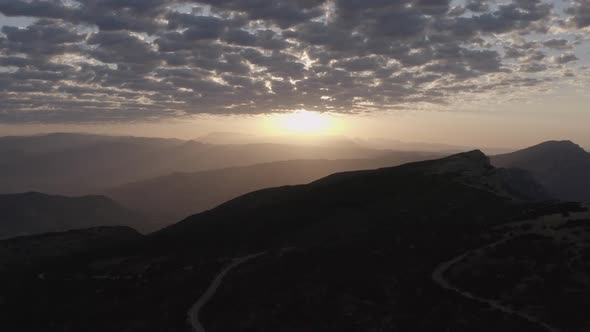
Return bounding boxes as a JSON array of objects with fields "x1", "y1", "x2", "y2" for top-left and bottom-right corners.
[{"x1": 525, "y1": 140, "x2": 587, "y2": 153}]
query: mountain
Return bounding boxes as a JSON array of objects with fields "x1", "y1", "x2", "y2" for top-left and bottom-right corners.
[
  {"x1": 105, "y1": 152, "x2": 442, "y2": 224},
  {"x1": 3, "y1": 151, "x2": 580, "y2": 332},
  {"x1": 0, "y1": 133, "x2": 389, "y2": 195},
  {"x1": 198, "y1": 132, "x2": 366, "y2": 148},
  {"x1": 152, "y1": 150, "x2": 548, "y2": 256},
  {"x1": 197, "y1": 132, "x2": 260, "y2": 144},
  {"x1": 0, "y1": 192, "x2": 150, "y2": 238},
  {"x1": 0, "y1": 132, "x2": 123, "y2": 153},
  {"x1": 353, "y1": 137, "x2": 514, "y2": 154},
  {"x1": 354, "y1": 137, "x2": 471, "y2": 152},
  {"x1": 197, "y1": 132, "x2": 509, "y2": 153},
  {"x1": 491, "y1": 140, "x2": 590, "y2": 202}
]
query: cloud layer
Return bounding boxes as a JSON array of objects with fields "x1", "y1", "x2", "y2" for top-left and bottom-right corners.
[{"x1": 0, "y1": 0, "x2": 588, "y2": 122}]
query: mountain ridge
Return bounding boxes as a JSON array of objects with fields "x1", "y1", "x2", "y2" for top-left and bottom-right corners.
[{"x1": 151, "y1": 150, "x2": 548, "y2": 258}]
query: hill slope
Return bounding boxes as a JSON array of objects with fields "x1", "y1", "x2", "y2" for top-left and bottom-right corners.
[
  {"x1": 0, "y1": 226, "x2": 142, "y2": 268},
  {"x1": 491, "y1": 140, "x2": 590, "y2": 202},
  {"x1": 1, "y1": 151, "x2": 575, "y2": 332},
  {"x1": 106, "y1": 152, "x2": 441, "y2": 224},
  {"x1": 0, "y1": 192, "x2": 150, "y2": 238},
  {"x1": 152, "y1": 150, "x2": 548, "y2": 256}
]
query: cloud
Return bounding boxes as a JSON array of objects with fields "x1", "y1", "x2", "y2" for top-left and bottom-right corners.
[
  {"x1": 553, "y1": 53, "x2": 579, "y2": 64},
  {"x1": 199, "y1": 0, "x2": 325, "y2": 28},
  {"x1": 0, "y1": 0, "x2": 169, "y2": 32},
  {"x1": 0, "y1": 0, "x2": 587, "y2": 122},
  {"x1": 543, "y1": 38, "x2": 573, "y2": 49},
  {"x1": 566, "y1": 0, "x2": 590, "y2": 28}
]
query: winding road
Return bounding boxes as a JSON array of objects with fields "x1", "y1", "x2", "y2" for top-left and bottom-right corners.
[
  {"x1": 432, "y1": 237, "x2": 560, "y2": 332},
  {"x1": 188, "y1": 252, "x2": 265, "y2": 332},
  {"x1": 187, "y1": 208, "x2": 589, "y2": 332}
]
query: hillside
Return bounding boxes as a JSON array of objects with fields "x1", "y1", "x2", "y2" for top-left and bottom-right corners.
[
  {"x1": 491, "y1": 140, "x2": 590, "y2": 202},
  {"x1": 0, "y1": 226, "x2": 142, "y2": 269},
  {"x1": 106, "y1": 152, "x2": 441, "y2": 224},
  {"x1": 442, "y1": 204, "x2": 590, "y2": 331},
  {"x1": 152, "y1": 150, "x2": 548, "y2": 256},
  {"x1": 0, "y1": 192, "x2": 150, "y2": 238},
  {"x1": 3, "y1": 151, "x2": 580, "y2": 332}
]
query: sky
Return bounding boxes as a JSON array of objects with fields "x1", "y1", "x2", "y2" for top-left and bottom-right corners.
[{"x1": 0, "y1": 0, "x2": 589, "y2": 149}]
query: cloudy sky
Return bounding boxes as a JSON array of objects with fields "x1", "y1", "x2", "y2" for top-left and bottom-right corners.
[{"x1": 0, "y1": 0, "x2": 589, "y2": 148}]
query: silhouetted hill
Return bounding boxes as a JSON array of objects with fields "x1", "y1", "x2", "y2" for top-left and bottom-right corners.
[
  {"x1": 106, "y1": 152, "x2": 442, "y2": 225},
  {"x1": 0, "y1": 192, "x2": 150, "y2": 238},
  {"x1": 0, "y1": 133, "x2": 391, "y2": 195},
  {"x1": 491, "y1": 140, "x2": 590, "y2": 202},
  {"x1": 152, "y1": 150, "x2": 548, "y2": 256}
]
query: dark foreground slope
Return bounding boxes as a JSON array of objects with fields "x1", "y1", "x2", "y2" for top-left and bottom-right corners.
[
  {"x1": 106, "y1": 152, "x2": 441, "y2": 224},
  {"x1": 3, "y1": 151, "x2": 582, "y2": 332},
  {"x1": 0, "y1": 192, "x2": 151, "y2": 238},
  {"x1": 444, "y1": 204, "x2": 590, "y2": 331},
  {"x1": 0, "y1": 226, "x2": 142, "y2": 269},
  {"x1": 492, "y1": 140, "x2": 590, "y2": 203}
]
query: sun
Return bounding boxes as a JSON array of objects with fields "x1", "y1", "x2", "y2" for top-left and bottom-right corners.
[{"x1": 272, "y1": 110, "x2": 335, "y2": 135}]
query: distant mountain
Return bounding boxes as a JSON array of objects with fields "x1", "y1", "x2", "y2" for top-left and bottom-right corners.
[
  {"x1": 197, "y1": 132, "x2": 260, "y2": 144},
  {"x1": 197, "y1": 132, "x2": 504, "y2": 153},
  {"x1": 199, "y1": 132, "x2": 367, "y2": 148},
  {"x1": 152, "y1": 150, "x2": 548, "y2": 256},
  {"x1": 0, "y1": 132, "x2": 121, "y2": 153},
  {"x1": 0, "y1": 133, "x2": 389, "y2": 195},
  {"x1": 352, "y1": 138, "x2": 512, "y2": 154},
  {"x1": 491, "y1": 140, "x2": 590, "y2": 202},
  {"x1": 0, "y1": 192, "x2": 150, "y2": 238},
  {"x1": 106, "y1": 152, "x2": 442, "y2": 224},
  {"x1": 354, "y1": 137, "x2": 471, "y2": 152}
]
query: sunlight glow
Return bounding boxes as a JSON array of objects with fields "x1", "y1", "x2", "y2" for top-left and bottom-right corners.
[{"x1": 272, "y1": 110, "x2": 336, "y2": 135}]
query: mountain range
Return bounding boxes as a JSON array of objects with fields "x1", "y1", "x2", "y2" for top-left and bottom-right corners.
[
  {"x1": 3, "y1": 136, "x2": 590, "y2": 241},
  {"x1": 0, "y1": 133, "x2": 388, "y2": 195},
  {"x1": 197, "y1": 132, "x2": 514, "y2": 154},
  {"x1": 107, "y1": 139, "x2": 590, "y2": 230},
  {"x1": 1, "y1": 147, "x2": 588, "y2": 331}
]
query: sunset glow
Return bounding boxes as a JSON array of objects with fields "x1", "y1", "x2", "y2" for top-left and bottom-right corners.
[{"x1": 271, "y1": 110, "x2": 336, "y2": 135}]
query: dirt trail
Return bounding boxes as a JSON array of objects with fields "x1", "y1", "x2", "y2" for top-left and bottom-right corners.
[{"x1": 188, "y1": 252, "x2": 265, "y2": 332}]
